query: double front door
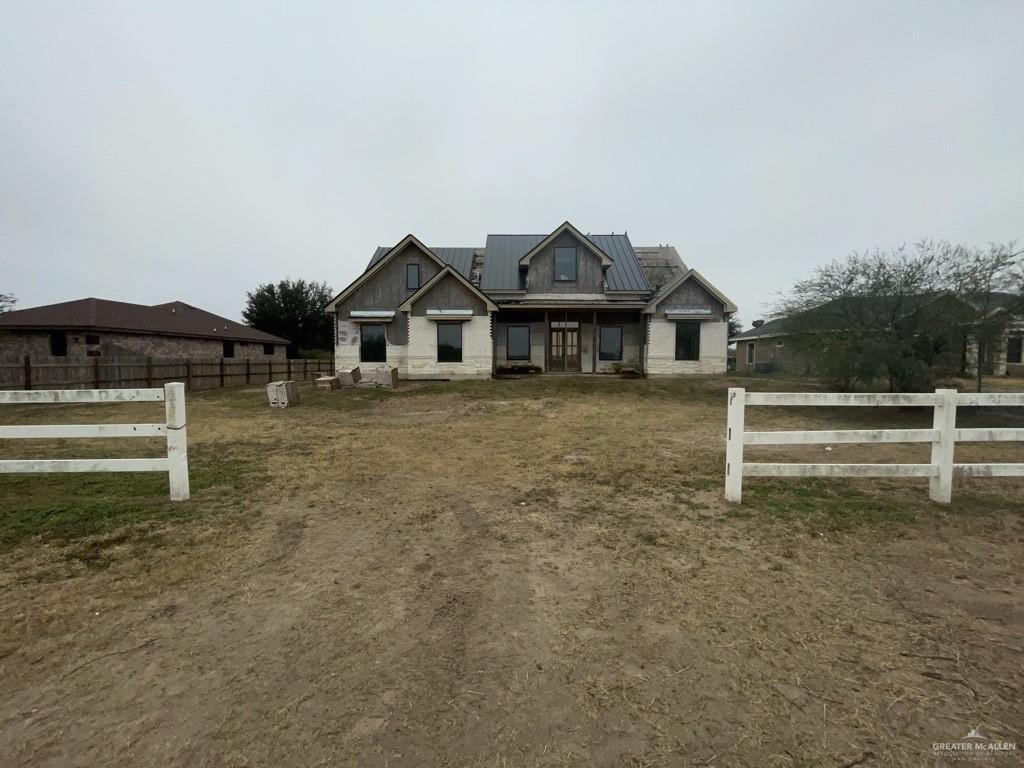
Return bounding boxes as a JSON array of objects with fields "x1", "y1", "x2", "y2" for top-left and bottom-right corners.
[{"x1": 548, "y1": 322, "x2": 581, "y2": 372}]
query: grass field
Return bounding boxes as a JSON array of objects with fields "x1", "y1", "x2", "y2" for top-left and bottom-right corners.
[{"x1": 1, "y1": 375, "x2": 1022, "y2": 766}]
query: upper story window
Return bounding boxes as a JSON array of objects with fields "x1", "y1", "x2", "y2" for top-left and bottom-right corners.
[
  {"x1": 406, "y1": 263, "x2": 420, "y2": 290},
  {"x1": 553, "y1": 247, "x2": 577, "y2": 282}
]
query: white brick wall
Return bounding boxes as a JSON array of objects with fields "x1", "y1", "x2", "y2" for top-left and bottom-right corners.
[
  {"x1": 405, "y1": 315, "x2": 493, "y2": 379},
  {"x1": 645, "y1": 318, "x2": 727, "y2": 375}
]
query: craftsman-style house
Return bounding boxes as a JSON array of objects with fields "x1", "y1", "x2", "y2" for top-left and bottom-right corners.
[{"x1": 325, "y1": 221, "x2": 736, "y2": 380}]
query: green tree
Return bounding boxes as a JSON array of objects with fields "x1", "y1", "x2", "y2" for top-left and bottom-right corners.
[
  {"x1": 727, "y1": 314, "x2": 743, "y2": 340},
  {"x1": 242, "y1": 279, "x2": 334, "y2": 354}
]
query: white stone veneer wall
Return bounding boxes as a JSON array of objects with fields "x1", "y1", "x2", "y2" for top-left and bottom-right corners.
[
  {"x1": 645, "y1": 318, "x2": 727, "y2": 375},
  {"x1": 335, "y1": 317, "x2": 409, "y2": 378},
  {"x1": 405, "y1": 315, "x2": 493, "y2": 379}
]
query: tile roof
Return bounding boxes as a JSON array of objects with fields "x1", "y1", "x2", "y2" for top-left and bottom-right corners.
[{"x1": 0, "y1": 297, "x2": 289, "y2": 344}]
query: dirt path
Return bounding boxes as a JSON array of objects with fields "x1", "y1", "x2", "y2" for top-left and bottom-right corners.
[{"x1": 2, "y1": 383, "x2": 1022, "y2": 766}]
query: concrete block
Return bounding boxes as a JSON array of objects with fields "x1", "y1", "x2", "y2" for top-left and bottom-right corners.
[
  {"x1": 316, "y1": 375, "x2": 340, "y2": 390},
  {"x1": 266, "y1": 380, "x2": 300, "y2": 407},
  {"x1": 336, "y1": 366, "x2": 362, "y2": 386},
  {"x1": 357, "y1": 366, "x2": 399, "y2": 388}
]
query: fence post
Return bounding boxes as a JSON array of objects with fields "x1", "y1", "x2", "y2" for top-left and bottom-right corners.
[
  {"x1": 219, "y1": 358, "x2": 225, "y2": 388},
  {"x1": 287, "y1": 358, "x2": 292, "y2": 380},
  {"x1": 246, "y1": 358, "x2": 251, "y2": 384},
  {"x1": 22, "y1": 354, "x2": 31, "y2": 390},
  {"x1": 725, "y1": 387, "x2": 746, "y2": 502},
  {"x1": 164, "y1": 382, "x2": 190, "y2": 501},
  {"x1": 929, "y1": 388, "x2": 957, "y2": 504}
]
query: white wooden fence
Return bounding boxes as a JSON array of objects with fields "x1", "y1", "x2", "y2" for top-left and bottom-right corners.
[
  {"x1": 725, "y1": 388, "x2": 1024, "y2": 504},
  {"x1": 0, "y1": 382, "x2": 189, "y2": 501}
]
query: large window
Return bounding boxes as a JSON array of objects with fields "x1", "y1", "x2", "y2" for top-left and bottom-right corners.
[
  {"x1": 437, "y1": 323, "x2": 463, "y2": 363},
  {"x1": 263, "y1": 343, "x2": 275, "y2": 355},
  {"x1": 49, "y1": 332, "x2": 67, "y2": 357},
  {"x1": 507, "y1": 326, "x2": 530, "y2": 360},
  {"x1": 223, "y1": 340, "x2": 235, "y2": 358},
  {"x1": 553, "y1": 247, "x2": 577, "y2": 281},
  {"x1": 406, "y1": 263, "x2": 420, "y2": 290},
  {"x1": 675, "y1": 321, "x2": 700, "y2": 361},
  {"x1": 360, "y1": 324, "x2": 387, "y2": 362},
  {"x1": 598, "y1": 326, "x2": 623, "y2": 361},
  {"x1": 1009, "y1": 336, "x2": 1023, "y2": 364}
]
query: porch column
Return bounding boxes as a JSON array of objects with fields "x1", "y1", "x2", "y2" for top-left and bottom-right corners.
[
  {"x1": 543, "y1": 310, "x2": 549, "y2": 371},
  {"x1": 592, "y1": 310, "x2": 597, "y2": 373}
]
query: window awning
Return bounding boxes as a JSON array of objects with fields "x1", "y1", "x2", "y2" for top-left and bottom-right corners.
[
  {"x1": 425, "y1": 309, "x2": 474, "y2": 320},
  {"x1": 665, "y1": 308, "x2": 713, "y2": 320},
  {"x1": 349, "y1": 310, "x2": 395, "y2": 321}
]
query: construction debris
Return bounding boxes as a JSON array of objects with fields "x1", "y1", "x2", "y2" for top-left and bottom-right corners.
[
  {"x1": 336, "y1": 366, "x2": 362, "y2": 387},
  {"x1": 316, "y1": 375, "x2": 340, "y2": 391},
  {"x1": 266, "y1": 380, "x2": 300, "y2": 407}
]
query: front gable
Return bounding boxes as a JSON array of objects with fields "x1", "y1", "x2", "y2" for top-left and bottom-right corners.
[
  {"x1": 644, "y1": 269, "x2": 737, "y2": 319},
  {"x1": 324, "y1": 234, "x2": 445, "y2": 315},
  {"x1": 522, "y1": 228, "x2": 611, "y2": 294},
  {"x1": 400, "y1": 266, "x2": 498, "y2": 316}
]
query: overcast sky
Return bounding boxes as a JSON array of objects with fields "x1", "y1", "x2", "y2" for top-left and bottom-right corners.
[{"x1": 2, "y1": 1, "x2": 1022, "y2": 326}]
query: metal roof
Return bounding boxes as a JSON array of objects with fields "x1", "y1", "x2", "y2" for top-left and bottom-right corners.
[
  {"x1": 479, "y1": 233, "x2": 650, "y2": 292},
  {"x1": 368, "y1": 246, "x2": 476, "y2": 279}
]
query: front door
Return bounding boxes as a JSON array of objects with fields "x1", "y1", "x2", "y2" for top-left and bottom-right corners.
[{"x1": 549, "y1": 322, "x2": 581, "y2": 372}]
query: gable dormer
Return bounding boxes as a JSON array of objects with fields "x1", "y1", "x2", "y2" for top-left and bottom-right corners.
[{"x1": 517, "y1": 221, "x2": 613, "y2": 294}]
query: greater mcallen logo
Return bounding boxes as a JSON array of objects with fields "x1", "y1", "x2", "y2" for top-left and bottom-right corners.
[{"x1": 933, "y1": 728, "x2": 1017, "y2": 761}]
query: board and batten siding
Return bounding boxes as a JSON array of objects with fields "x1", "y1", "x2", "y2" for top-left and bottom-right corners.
[
  {"x1": 409, "y1": 276, "x2": 488, "y2": 316},
  {"x1": 653, "y1": 278, "x2": 725, "y2": 320},
  {"x1": 334, "y1": 242, "x2": 443, "y2": 347},
  {"x1": 526, "y1": 231, "x2": 607, "y2": 294}
]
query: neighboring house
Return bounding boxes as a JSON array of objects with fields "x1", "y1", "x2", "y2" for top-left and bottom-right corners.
[
  {"x1": 0, "y1": 297, "x2": 289, "y2": 362},
  {"x1": 325, "y1": 221, "x2": 736, "y2": 380},
  {"x1": 732, "y1": 292, "x2": 1024, "y2": 377}
]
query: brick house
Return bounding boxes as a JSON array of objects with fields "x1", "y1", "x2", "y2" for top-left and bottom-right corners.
[
  {"x1": 0, "y1": 297, "x2": 289, "y2": 362},
  {"x1": 325, "y1": 221, "x2": 736, "y2": 379}
]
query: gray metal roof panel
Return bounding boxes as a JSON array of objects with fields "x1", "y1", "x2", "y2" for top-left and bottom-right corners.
[
  {"x1": 587, "y1": 234, "x2": 651, "y2": 292},
  {"x1": 367, "y1": 246, "x2": 476, "y2": 279},
  {"x1": 479, "y1": 234, "x2": 545, "y2": 290}
]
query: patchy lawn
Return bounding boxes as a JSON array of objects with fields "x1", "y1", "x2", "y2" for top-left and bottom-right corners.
[{"x1": 1, "y1": 376, "x2": 1022, "y2": 766}]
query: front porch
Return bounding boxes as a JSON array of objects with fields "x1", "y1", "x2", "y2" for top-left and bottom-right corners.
[{"x1": 493, "y1": 309, "x2": 645, "y2": 375}]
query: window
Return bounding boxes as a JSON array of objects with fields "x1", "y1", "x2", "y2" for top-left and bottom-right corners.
[
  {"x1": 223, "y1": 340, "x2": 235, "y2": 358},
  {"x1": 263, "y1": 343, "x2": 274, "y2": 355},
  {"x1": 360, "y1": 324, "x2": 386, "y2": 362},
  {"x1": 1009, "y1": 336, "x2": 1023, "y2": 365},
  {"x1": 85, "y1": 334, "x2": 100, "y2": 345},
  {"x1": 507, "y1": 326, "x2": 530, "y2": 361},
  {"x1": 406, "y1": 263, "x2": 420, "y2": 291},
  {"x1": 598, "y1": 326, "x2": 623, "y2": 361},
  {"x1": 675, "y1": 321, "x2": 700, "y2": 361},
  {"x1": 553, "y1": 247, "x2": 577, "y2": 281},
  {"x1": 49, "y1": 332, "x2": 67, "y2": 357},
  {"x1": 437, "y1": 323, "x2": 462, "y2": 363}
]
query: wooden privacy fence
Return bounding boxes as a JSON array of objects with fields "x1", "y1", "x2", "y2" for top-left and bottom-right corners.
[
  {"x1": 0, "y1": 383, "x2": 189, "y2": 501},
  {"x1": 725, "y1": 388, "x2": 1024, "y2": 504},
  {"x1": 0, "y1": 355, "x2": 334, "y2": 391}
]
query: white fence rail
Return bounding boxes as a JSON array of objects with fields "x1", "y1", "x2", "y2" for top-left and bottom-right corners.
[
  {"x1": 0, "y1": 382, "x2": 189, "y2": 501},
  {"x1": 725, "y1": 387, "x2": 1024, "y2": 504}
]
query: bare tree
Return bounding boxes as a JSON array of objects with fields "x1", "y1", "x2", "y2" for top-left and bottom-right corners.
[
  {"x1": 0, "y1": 293, "x2": 15, "y2": 313},
  {"x1": 941, "y1": 241, "x2": 1024, "y2": 392},
  {"x1": 773, "y1": 243, "x2": 973, "y2": 391}
]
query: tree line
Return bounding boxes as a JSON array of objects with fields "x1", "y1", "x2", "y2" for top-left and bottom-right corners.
[{"x1": 772, "y1": 240, "x2": 1023, "y2": 392}]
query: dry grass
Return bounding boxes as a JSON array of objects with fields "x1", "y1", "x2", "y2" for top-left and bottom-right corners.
[{"x1": 0, "y1": 375, "x2": 1022, "y2": 766}]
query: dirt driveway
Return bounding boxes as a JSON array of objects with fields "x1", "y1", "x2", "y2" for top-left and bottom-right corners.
[{"x1": 1, "y1": 377, "x2": 1022, "y2": 766}]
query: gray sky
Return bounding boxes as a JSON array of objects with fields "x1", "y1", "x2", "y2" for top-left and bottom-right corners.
[{"x1": 2, "y1": 1, "x2": 1022, "y2": 326}]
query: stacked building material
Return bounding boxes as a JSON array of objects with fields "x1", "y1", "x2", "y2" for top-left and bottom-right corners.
[{"x1": 266, "y1": 380, "x2": 300, "y2": 407}]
